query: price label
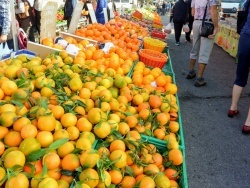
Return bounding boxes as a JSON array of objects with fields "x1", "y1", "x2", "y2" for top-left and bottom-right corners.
[{"x1": 68, "y1": 2, "x2": 84, "y2": 34}]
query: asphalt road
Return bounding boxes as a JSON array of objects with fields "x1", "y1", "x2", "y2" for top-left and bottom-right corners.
[{"x1": 160, "y1": 14, "x2": 250, "y2": 188}]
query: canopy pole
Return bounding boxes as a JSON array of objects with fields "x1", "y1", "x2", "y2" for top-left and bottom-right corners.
[{"x1": 10, "y1": 0, "x2": 19, "y2": 51}]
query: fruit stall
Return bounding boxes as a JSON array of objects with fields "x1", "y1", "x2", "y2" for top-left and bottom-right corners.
[
  {"x1": 0, "y1": 2, "x2": 188, "y2": 188},
  {"x1": 214, "y1": 18, "x2": 239, "y2": 58}
]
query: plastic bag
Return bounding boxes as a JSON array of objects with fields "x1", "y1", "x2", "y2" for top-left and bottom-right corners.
[
  {"x1": 183, "y1": 24, "x2": 190, "y2": 33},
  {"x1": 0, "y1": 43, "x2": 12, "y2": 60},
  {"x1": 164, "y1": 23, "x2": 172, "y2": 34}
]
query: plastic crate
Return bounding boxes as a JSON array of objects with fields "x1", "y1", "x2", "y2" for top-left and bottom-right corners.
[
  {"x1": 139, "y1": 49, "x2": 168, "y2": 69},
  {"x1": 93, "y1": 137, "x2": 188, "y2": 188},
  {"x1": 161, "y1": 47, "x2": 174, "y2": 74}
]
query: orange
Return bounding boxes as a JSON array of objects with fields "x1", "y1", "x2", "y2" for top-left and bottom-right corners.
[
  {"x1": 87, "y1": 108, "x2": 107, "y2": 124},
  {"x1": 43, "y1": 152, "x2": 61, "y2": 170},
  {"x1": 51, "y1": 105, "x2": 65, "y2": 120},
  {"x1": 98, "y1": 146, "x2": 110, "y2": 158},
  {"x1": 118, "y1": 122, "x2": 130, "y2": 135},
  {"x1": 37, "y1": 115, "x2": 56, "y2": 131},
  {"x1": 60, "y1": 113, "x2": 77, "y2": 128},
  {"x1": 21, "y1": 124, "x2": 38, "y2": 139},
  {"x1": 154, "y1": 173, "x2": 171, "y2": 188},
  {"x1": 108, "y1": 169, "x2": 123, "y2": 185},
  {"x1": 38, "y1": 177, "x2": 58, "y2": 188},
  {"x1": 109, "y1": 150, "x2": 127, "y2": 168},
  {"x1": 153, "y1": 128, "x2": 166, "y2": 140},
  {"x1": 149, "y1": 95, "x2": 162, "y2": 109},
  {"x1": 93, "y1": 121, "x2": 111, "y2": 139},
  {"x1": 36, "y1": 131, "x2": 54, "y2": 148},
  {"x1": 4, "y1": 130, "x2": 22, "y2": 147},
  {"x1": 57, "y1": 179, "x2": 70, "y2": 188},
  {"x1": 0, "y1": 111, "x2": 17, "y2": 127},
  {"x1": 132, "y1": 94, "x2": 144, "y2": 106},
  {"x1": 138, "y1": 176, "x2": 155, "y2": 188},
  {"x1": 80, "y1": 150, "x2": 100, "y2": 168},
  {"x1": 66, "y1": 126, "x2": 80, "y2": 141},
  {"x1": 169, "y1": 121, "x2": 180, "y2": 133},
  {"x1": 168, "y1": 149, "x2": 183, "y2": 165},
  {"x1": 156, "y1": 113, "x2": 170, "y2": 126},
  {"x1": 61, "y1": 153, "x2": 80, "y2": 171},
  {"x1": 130, "y1": 164, "x2": 143, "y2": 176},
  {"x1": 60, "y1": 175, "x2": 74, "y2": 184},
  {"x1": 121, "y1": 176, "x2": 136, "y2": 188},
  {"x1": 143, "y1": 164, "x2": 159, "y2": 175},
  {"x1": 75, "y1": 137, "x2": 92, "y2": 151},
  {"x1": 0, "y1": 126, "x2": 9, "y2": 139},
  {"x1": 139, "y1": 109, "x2": 151, "y2": 121},
  {"x1": 109, "y1": 140, "x2": 126, "y2": 152},
  {"x1": 79, "y1": 168, "x2": 99, "y2": 187},
  {"x1": 53, "y1": 129, "x2": 70, "y2": 141},
  {"x1": 0, "y1": 141, "x2": 5, "y2": 156},
  {"x1": 5, "y1": 173, "x2": 29, "y2": 188},
  {"x1": 165, "y1": 168, "x2": 179, "y2": 181},
  {"x1": 23, "y1": 159, "x2": 43, "y2": 175},
  {"x1": 152, "y1": 152, "x2": 163, "y2": 167},
  {"x1": 76, "y1": 117, "x2": 93, "y2": 132},
  {"x1": 4, "y1": 150, "x2": 25, "y2": 168},
  {"x1": 57, "y1": 141, "x2": 75, "y2": 158}
]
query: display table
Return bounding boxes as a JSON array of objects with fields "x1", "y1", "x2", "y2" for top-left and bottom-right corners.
[{"x1": 214, "y1": 22, "x2": 239, "y2": 58}]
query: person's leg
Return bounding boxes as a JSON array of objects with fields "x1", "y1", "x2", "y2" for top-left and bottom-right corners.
[
  {"x1": 230, "y1": 33, "x2": 250, "y2": 113},
  {"x1": 187, "y1": 20, "x2": 201, "y2": 78},
  {"x1": 28, "y1": 26, "x2": 36, "y2": 42},
  {"x1": 230, "y1": 84, "x2": 243, "y2": 111},
  {"x1": 174, "y1": 22, "x2": 182, "y2": 44}
]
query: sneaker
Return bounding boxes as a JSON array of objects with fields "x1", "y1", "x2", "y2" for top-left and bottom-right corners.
[
  {"x1": 194, "y1": 77, "x2": 206, "y2": 87},
  {"x1": 186, "y1": 70, "x2": 196, "y2": 79},
  {"x1": 175, "y1": 42, "x2": 180, "y2": 46}
]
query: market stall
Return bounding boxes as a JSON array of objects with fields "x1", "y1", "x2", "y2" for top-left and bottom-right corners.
[
  {"x1": 0, "y1": 1, "x2": 188, "y2": 188},
  {"x1": 215, "y1": 18, "x2": 239, "y2": 58}
]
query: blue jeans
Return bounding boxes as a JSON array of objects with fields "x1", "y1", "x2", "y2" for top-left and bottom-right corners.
[{"x1": 234, "y1": 33, "x2": 250, "y2": 87}]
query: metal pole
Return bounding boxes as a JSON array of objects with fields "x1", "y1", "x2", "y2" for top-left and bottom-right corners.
[{"x1": 10, "y1": 0, "x2": 19, "y2": 51}]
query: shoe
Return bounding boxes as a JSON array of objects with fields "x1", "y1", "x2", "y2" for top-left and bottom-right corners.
[
  {"x1": 185, "y1": 39, "x2": 192, "y2": 43},
  {"x1": 194, "y1": 77, "x2": 206, "y2": 87},
  {"x1": 186, "y1": 70, "x2": 196, "y2": 79},
  {"x1": 175, "y1": 42, "x2": 180, "y2": 46},
  {"x1": 242, "y1": 125, "x2": 250, "y2": 134},
  {"x1": 228, "y1": 109, "x2": 239, "y2": 118}
]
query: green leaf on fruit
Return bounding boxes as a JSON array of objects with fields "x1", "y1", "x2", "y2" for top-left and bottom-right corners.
[{"x1": 49, "y1": 138, "x2": 70, "y2": 150}]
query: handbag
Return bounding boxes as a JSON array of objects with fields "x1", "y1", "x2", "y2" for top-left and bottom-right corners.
[
  {"x1": 237, "y1": 2, "x2": 249, "y2": 34},
  {"x1": 200, "y1": 2, "x2": 214, "y2": 38}
]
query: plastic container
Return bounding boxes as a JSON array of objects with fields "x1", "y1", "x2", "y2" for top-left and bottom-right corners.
[
  {"x1": 143, "y1": 37, "x2": 166, "y2": 53},
  {"x1": 162, "y1": 47, "x2": 174, "y2": 74},
  {"x1": 1, "y1": 49, "x2": 36, "y2": 60},
  {"x1": 151, "y1": 30, "x2": 167, "y2": 40},
  {"x1": 139, "y1": 49, "x2": 168, "y2": 69}
]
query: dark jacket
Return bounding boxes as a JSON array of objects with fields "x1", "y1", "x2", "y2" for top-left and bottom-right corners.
[
  {"x1": 64, "y1": 0, "x2": 73, "y2": 20},
  {"x1": 171, "y1": 0, "x2": 188, "y2": 23},
  {"x1": 185, "y1": 0, "x2": 194, "y2": 22}
]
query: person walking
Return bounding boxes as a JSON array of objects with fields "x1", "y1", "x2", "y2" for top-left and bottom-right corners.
[
  {"x1": 16, "y1": 0, "x2": 36, "y2": 42},
  {"x1": 185, "y1": 0, "x2": 194, "y2": 42},
  {"x1": 186, "y1": 0, "x2": 219, "y2": 87},
  {"x1": 170, "y1": 0, "x2": 188, "y2": 46},
  {"x1": 228, "y1": 0, "x2": 250, "y2": 134}
]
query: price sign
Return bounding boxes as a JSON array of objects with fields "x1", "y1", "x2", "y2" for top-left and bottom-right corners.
[
  {"x1": 68, "y1": 2, "x2": 84, "y2": 34},
  {"x1": 40, "y1": 1, "x2": 58, "y2": 42},
  {"x1": 87, "y1": 3, "x2": 97, "y2": 23}
]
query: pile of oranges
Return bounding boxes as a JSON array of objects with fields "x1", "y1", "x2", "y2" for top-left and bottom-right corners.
[{"x1": 0, "y1": 40, "x2": 184, "y2": 187}]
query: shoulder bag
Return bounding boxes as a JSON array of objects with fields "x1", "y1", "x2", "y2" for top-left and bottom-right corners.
[
  {"x1": 200, "y1": 1, "x2": 214, "y2": 38},
  {"x1": 237, "y1": 2, "x2": 250, "y2": 34}
]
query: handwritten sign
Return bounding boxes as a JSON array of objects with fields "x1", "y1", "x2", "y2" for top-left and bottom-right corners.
[
  {"x1": 68, "y1": 2, "x2": 84, "y2": 34},
  {"x1": 40, "y1": 1, "x2": 58, "y2": 42},
  {"x1": 87, "y1": 4, "x2": 97, "y2": 23}
]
